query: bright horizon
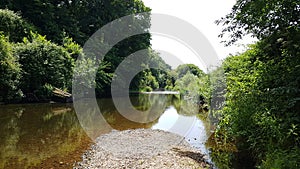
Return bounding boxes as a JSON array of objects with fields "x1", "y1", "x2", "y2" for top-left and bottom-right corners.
[{"x1": 142, "y1": 0, "x2": 256, "y2": 70}]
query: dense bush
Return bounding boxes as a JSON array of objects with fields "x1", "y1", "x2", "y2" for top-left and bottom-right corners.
[
  {"x1": 0, "y1": 9, "x2": 35, "y2": 42},
  {"x1": 215, "y1": 42, "x2": 300, "y2": 168},
  {"x1": 0, "y1": 35, "x2": 21, "y2": 102},
  {"x1": 214, "y1": 0, "x2": 300, "y2": 168},
  {"x1": 15, "y1": 33, "x2": 74, "y2": 96},
  {"x1": 34, "y1": 83, "x2": 54, "y2": 100}
]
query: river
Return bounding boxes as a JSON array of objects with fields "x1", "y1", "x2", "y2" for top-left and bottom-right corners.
[{"x1": 0, "y1": 94, "x2": 227, "y2": 169}]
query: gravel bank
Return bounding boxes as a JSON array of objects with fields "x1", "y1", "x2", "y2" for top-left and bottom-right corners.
[{"x1": 75, "y1": 129, "x2": 212, "y2": 169}]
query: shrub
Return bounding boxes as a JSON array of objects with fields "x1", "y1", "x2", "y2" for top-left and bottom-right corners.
[
  {"x1": 15, "y1": 33, "x2": 74, "y2": 96},
  {"x1": 260, "y1": 148, "x2": 300, "y2": 169},
  {"x1": 217, "y1": 42, "x2": 300, "y2": 167},
  {"x1": 0, "y1": 34, "x2": 21, "y2": 102}
]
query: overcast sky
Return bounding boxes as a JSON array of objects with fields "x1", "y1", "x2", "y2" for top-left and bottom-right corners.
[{"x1": 142, "y1": 0, "x2": 256, "y2": 70}]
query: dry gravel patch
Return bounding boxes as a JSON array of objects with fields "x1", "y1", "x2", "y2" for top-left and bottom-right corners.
[{"x1": 75, "y1": 129, "x2": 212, "y2": 169}]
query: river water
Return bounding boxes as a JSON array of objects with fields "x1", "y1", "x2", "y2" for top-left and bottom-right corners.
[{"x1": 0, "y1": 94, "x2": 219, "y2": 169}]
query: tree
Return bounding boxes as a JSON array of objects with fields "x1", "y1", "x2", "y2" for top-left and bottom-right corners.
[
  {"x1": 218, "y1": 43, "x2": 300, "y2": 168},
  {"x1": 175, "y1": 64, "x2": 204, "y2": 79},
  {"x1": 0, "y1": 0, "x2": 153, "y2": 98},
  {"x1": 216, "y1": 0, "x2": 300, "y2": 46},
  {"x1": 0, "y1": 0, "x2": 151, "y2": 45},
  {"x1": 148, "y1": 50, "x2": 172, "y2": 89},
  {"x1": 0, "y1": 9, "x2": 35, "y2": 42}
]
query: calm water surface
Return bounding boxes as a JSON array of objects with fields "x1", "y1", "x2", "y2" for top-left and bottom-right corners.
[{"x1": 0, "y1": 94, "x2": 216, "y2": 169}]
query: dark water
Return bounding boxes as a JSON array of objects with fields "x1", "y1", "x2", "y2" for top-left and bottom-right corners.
[{"x1": 0, "y1": 94, "x2": 220, "y2": 169}]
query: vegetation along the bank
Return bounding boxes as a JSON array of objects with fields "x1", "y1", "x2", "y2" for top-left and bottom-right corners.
[
  {"x1": 210, "y1": 0, "x2": 300, "y2": 168},
  {"x1": 0, "y1": 0, "x2": 299, "y2": 168},
  {"x1": 0, "y1": 1, "x2": 207, "y2": 103}
]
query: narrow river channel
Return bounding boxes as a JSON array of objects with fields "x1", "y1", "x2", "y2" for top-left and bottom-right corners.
[{"x1": 0, "y1": 94, "x2": 223, "y2": 169}]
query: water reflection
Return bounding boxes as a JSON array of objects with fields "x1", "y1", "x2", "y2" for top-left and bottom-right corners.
[
  {"x1": 0, "y1": 94, "x2": 214, "y2": 168},
  {"x1": 0, "y1": 104, "x2": 90, "y2": 169}
]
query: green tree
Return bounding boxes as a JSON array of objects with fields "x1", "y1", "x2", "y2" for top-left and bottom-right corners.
[
  {"x1": 0, "y1": 0, "x2": 152, "y2": 98},
  {"x1": 127, "y1": 49, "x2": 173, "y2": 92},
  {"x1": 0, "y1": 0, "x2": 151, "y2": 45},
  {"x1": 148, "y1": 50, "x2": 172, "y2": 89},
  {"x1": 218, "y1": 44, "x2": 300, "y2": 168},
  {"x1": 216, "y1": 0, "x2": 299, "y2": 46},
  {"x1": 175, "y1": 64, "x2": 204, "y2": 79},
  {"x1": 0, "y1": 9, "x2": 35, "y2": 42}
]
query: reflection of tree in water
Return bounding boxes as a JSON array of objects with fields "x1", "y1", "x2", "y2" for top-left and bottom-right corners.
[
  {"x1": 172, "y1": 96, "x2": 199, "y2": 116},
  {"x1": 135, "y1": 94, "x2": 170, "y2": 121},
  {"x1": 172, "y1": 95, "x2": 214, "y2": 139},
  {"x1": 0, "y1": 107, "x2": 22, "y2": 168},
  {"x1": 0, "y1": 104, "x2": 90, "y2": 168},
  {"x1": 100, "y1": 94, "x2": 174, "y2": 131}
]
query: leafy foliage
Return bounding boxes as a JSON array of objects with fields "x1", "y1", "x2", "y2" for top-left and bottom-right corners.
[
  {"x1": 138, "y1": 70, "x2": 159, "y2": 92},
  {"x1": 126, "y1": 49, "x2": 173, "y2": 92},
  {"x1": 216, "y1": 42, "x2": 300, "y2": 168},
  {"x1": 0, "y1": 35, "x2": 21, "y2": 102},
  {"x1": 95, "y1": 61, "x2": 114, "y2": 97},
  {"x1": 214, "y1": 0, "x2": 300, "y2": 168},
  {"x1": 0, "y1": 0, "x2": 151, "y2": 45},
  {"x1": 174, "y1": 72, "x2": 197, "y2": 95},
  {"x1": 216, "y1": 0, "x2": 300, "y2": 46},
  {"x1": 0, "y1": 9, "x2": 35, "y2": 42},
  {"x1": 15, "y1": 33, "x2": 74, "y2": 95},
  {"x1": 0, "y1": 1, "x2": 153, "y2": 100},
  {"x1": 62, "y1": 36, "x2": 82, "y2": 60},
  {"x1": 148, "y1": 50, "x2": 172, "y2": 89},
  {"x1": 260, "y1": 148, "x2": 300, "y2": 169},
  {"x1": 175, "y1": 64, "x2": 204, "y2": 79}
]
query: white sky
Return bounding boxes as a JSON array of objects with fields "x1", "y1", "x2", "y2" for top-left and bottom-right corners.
[{"x1": 142, "y1": 0, "x2": 256, "y2": 70}]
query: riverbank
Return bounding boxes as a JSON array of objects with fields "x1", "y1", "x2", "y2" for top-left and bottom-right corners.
[{"x1": 75, "y1": 129, "x2": 212, "y2": 169}]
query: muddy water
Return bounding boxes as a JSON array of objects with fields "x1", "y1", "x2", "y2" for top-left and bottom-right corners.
[{"x1": 0, "y1": 94, "x2": 214, "y2": 169}]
